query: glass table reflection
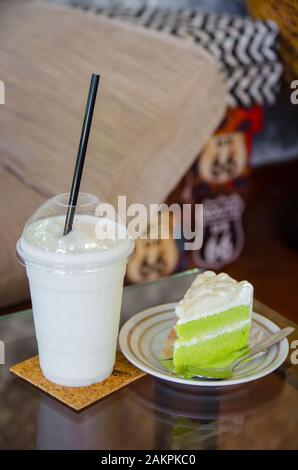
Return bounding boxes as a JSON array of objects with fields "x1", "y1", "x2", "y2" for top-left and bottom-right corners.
[{"x1": 0, "y1": 270, "x2": 297, "y2": 450}]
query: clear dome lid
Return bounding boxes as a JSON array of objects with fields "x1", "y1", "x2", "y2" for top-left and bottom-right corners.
[{"x1": 17, "y1": 193, "x2": 134, "y2": 269}]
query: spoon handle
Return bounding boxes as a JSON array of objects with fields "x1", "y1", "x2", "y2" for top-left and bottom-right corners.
[{"x1": 232, "y1": 326, "x2": 294, "y2": 370}]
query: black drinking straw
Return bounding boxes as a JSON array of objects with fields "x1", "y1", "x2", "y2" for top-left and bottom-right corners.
[{"x1": 63, "y1": 73, "x2": 100, "y2": 235}]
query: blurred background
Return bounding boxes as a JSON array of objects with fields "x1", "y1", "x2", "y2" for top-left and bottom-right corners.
[{"x1": 0, "y1": 0, "x2": 297, "y2": 321}]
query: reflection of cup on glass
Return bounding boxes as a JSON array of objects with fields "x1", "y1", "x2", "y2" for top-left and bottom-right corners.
[{"x1": 17, "y1": 193, "x2": 134, "y2": 387}]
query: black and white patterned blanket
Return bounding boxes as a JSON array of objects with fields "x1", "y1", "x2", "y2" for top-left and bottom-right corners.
[{"x1": 55, "y1": 1, "x2": 283, "y2": 107}]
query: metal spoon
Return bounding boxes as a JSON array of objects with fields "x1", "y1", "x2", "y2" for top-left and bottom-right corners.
[{"x1": 189, "y1": 326, "x2": 294, "y2": 380}]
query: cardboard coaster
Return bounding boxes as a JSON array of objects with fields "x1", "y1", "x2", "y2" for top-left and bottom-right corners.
[{"x1": 10, "y1": 352, "x2": 145, "y2": 411}]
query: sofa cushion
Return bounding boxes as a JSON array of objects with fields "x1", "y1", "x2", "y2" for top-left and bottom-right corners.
[
  {"x1": 0, "y1": 1, "x2": 226, "y2": 309},
  {"x1": 0, "y1": 2, "x2": 226, "y2": 208},
  {"x1": 0, "y1": 167, "x2": 45, "y2": 309}
]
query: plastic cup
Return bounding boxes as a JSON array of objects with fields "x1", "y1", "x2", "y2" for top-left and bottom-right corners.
[{"x1": 16, "y1": 193, "x2": 134, "y2": 387}]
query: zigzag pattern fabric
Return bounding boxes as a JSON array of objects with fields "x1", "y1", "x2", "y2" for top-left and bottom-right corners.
[
  {"x1": 225, "y1": 63, "x2": 282, "y2": 107},
  {"x1": 68, "y1": 2, "x2": 283, "y2": 107}
]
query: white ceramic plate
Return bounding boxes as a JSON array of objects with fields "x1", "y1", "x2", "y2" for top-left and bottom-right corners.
[{"x1": 119, "y1": 302, "x2": 289, "y2": 387}]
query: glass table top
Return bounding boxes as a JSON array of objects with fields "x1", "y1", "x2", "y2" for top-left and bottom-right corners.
[{"x1": 0, "y1": 269, "x2": 297, "y2": 450}]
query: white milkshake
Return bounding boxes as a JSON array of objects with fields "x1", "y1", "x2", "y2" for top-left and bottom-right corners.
[{"x1": 17, "y1": 193, "x2": 134, "y2": 387}]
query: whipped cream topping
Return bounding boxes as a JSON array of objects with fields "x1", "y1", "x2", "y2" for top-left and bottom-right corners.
[
  {"x1": 175, "y1": 271, "x2": 253, "y2": 325},
  {"x1": 18, "y1": 214, "x2": 134, "y2": 268},
  {"x1": 23, "y1": 215, "x2": 123, "y2": 254}
]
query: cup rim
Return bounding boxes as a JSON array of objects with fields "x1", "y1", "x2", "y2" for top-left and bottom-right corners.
[
  {"x1": 16, "y1": 236, "x2": 135, "y2": 272},
  {"x1": 50, "y1": 192, "x2": 99, "y2": 208}
]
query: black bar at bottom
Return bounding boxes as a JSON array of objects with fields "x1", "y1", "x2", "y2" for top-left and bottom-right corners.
[{"x1": 0, "y1": 450, "x2": 296, "y2": 465}]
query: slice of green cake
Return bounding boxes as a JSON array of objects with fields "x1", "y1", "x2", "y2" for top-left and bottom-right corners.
[{"x1": 173, "y1": 271, "x2": 253, "y2": 377}]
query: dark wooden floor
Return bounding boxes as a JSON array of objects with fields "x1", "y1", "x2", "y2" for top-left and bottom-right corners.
[
  {"x1": 1, "y1": 159, "x2": 298, "y2": 323},
  {"x1": 225, "y1": 158, "x2": 298, "y2": 323}
]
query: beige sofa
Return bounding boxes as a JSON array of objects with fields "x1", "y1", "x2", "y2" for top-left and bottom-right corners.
[{"x1": 0, "y1": 1, "x2": 225, "y2": 309}]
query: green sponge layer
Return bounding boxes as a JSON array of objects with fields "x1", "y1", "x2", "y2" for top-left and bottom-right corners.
[
  {"x1": 173, "y1": 304, "x2": 251, "y2": 376},
  {"x1": 176, "y1": 305, "x2": 250, "y2": 342},
  {"x1": 174, "y1": 324, "x2": 250, "y2": 375}
]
